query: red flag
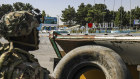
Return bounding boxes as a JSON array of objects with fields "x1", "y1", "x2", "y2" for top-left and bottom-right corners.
[{"x1": 88, "y1": 23, "x2": 93, "y2": 28}]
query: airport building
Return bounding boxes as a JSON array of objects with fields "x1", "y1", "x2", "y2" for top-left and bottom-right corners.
[{"x1": 37, "y1": 17, "x2": 58, "y2": 31}]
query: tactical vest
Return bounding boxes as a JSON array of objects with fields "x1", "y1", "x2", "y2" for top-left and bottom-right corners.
[{"x1": 0, "y1": 42, "x2": 49, "y2": 79}]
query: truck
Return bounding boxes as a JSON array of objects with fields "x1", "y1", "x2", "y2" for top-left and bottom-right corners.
[{"x1": 49, "y1": 32, "x2": 140, "y2": 79}]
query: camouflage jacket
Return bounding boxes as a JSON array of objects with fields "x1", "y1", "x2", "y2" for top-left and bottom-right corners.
[{"x1": 0, "y1": 42, "x2": 49, "y2": 79}]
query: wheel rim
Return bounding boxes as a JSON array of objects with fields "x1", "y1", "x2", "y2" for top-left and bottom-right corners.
[
  {"x1": 79, "y1": 69, "x2": 106, "y2": 79},
  {"x1": 71, "y1": 65, "x2": 106, "y2": 79}
]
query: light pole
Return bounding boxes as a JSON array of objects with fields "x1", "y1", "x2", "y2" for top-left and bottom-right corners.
[
  {"x1": 57, "y1": 15, "x2": 59, "y2": 26},
  {"x1": 57, "y1": 15, "x2": 60, "y2": 30},
  {"x1": 130, "y1": 0, "x2": 132, "y2": 28},
  {"x1": 113, "y1": 0, "x2": 115, "y2": 27},
  {"x1": 121, "y1": 0, "x2": 123, "y2": 29},
  {"x1": 103, "y1": 0, "x2": 105, "y2": 29}
]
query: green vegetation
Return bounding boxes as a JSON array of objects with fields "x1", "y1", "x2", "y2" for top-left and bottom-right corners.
[
  {"x1": 61, "y1": 3, "x2": 140, "y2": 28},
  {"x1": 61, "y1": 5, "x2": 76, "y2": 27},
  {"x1": 41, "y1": 10, "x2": 46, "y2": 23},
  {"x1": 0, "y1": 4, "x2": 14, "y2": 19},
  {"x1": 13, "y1": 2, "x2": 33, "y2": 11},
  {"x1": 0, "y1": 2, "x2": 40, "y2": 19}
]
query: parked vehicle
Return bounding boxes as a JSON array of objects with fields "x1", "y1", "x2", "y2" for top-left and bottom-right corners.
[
  {"x1": 41, "y1": 30, "x2": 47, "y2": 33},
  {"x1": 49, "y1": 32, "x2": 140, "y2": 79},
  {"x1": 50, "y1": 30, "x2": 70, "y2": 35}
]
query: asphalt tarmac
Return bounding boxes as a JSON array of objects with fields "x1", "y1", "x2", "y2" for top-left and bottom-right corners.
[{"x1": 30, "y1": 36, "x2": 57, "y2": 73}]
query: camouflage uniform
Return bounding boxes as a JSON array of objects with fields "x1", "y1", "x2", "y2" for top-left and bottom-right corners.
[{"x1": 0, "y1": 11, "x2": 49, "y2": 79}]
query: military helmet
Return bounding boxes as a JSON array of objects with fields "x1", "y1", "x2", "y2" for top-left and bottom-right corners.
[{"x1": 0, "y1": 11, "x2": 39, "y2": 37}]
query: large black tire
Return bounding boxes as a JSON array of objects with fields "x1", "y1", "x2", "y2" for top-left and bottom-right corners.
[{"x1": 53, "y1": 45, "x2": 131, "y2": 79}]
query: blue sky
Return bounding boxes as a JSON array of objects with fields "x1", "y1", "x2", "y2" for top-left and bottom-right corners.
[{"x1": 0, "y1": 0, "x2": 140, "y2": 25}]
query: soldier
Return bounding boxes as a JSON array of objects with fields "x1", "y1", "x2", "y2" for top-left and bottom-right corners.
[{"x1": 0, "y1": 11, "x2": 49, "y2": 79}]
